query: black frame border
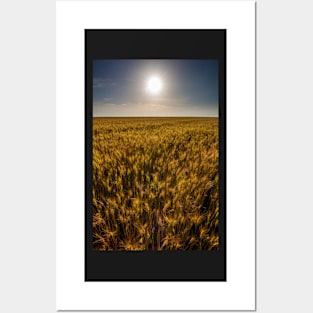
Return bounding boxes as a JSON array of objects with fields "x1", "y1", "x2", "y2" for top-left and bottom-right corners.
[{"x1": 85, "y1": 30, "x2": 226, "y2": 281}]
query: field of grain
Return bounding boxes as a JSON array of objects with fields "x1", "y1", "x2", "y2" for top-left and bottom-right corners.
[{"x1": 92, "y1": 117, "x2": 219, "y2": 250}]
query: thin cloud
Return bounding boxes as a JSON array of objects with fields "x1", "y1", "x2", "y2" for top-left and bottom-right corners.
[
  {"x1": 94, "y1": 101, "x2": 127, "y2": 107},
  {"x1": 151, "y1": 96, "x2": 190, "y2": 106},
  {"x1": 93, "y1": 78, "x2": 118, "y2": 88}
]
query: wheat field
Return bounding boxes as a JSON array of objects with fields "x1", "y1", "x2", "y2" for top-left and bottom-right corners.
[{"x1": 92, "y1": 117, "x2": 219, "y2": 250}]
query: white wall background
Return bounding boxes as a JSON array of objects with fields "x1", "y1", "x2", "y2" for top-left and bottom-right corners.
[{"x1": 0, "y1": 0, "x2": 312, "y2": 312}]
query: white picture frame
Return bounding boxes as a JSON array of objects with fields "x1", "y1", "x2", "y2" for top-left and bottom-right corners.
[{"x1": 56, "y1": 0, "x2": 255, "y2": 310}]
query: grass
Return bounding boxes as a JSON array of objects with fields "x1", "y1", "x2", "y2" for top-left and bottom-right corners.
[{"x1": 92, "y1": 117, "x2": 219, "y2": 250}]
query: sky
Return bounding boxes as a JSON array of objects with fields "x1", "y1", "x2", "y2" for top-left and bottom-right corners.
[{"x1": 93, "y1": 59, "x2": 218, "y2": 117}]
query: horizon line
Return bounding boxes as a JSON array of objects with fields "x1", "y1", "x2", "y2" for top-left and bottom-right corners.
[{"x1": 93, "y1": 116, "x2": 218, "y2": 118}]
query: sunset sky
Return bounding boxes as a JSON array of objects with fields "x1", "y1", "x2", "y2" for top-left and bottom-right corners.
[{"x1": 93, "y1": 59, "x2": 218, "y2": 117}]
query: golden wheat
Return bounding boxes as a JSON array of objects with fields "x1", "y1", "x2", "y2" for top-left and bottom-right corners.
[{"x1": 92, "y1": 117, "x2": 219, "y2": 250}]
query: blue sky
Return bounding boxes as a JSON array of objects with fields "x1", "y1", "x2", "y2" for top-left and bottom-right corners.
[{"x1": 93, "y1": 59, "x2": 218, "y2": 117}]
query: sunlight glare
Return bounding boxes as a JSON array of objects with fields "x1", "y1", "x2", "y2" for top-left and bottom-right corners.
[{"x1": 146, "y1": 76, "x2": 162, "y2": 94}]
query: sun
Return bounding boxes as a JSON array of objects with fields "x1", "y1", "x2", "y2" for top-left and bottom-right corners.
[{"x1": 146, "y1": 76, "x2": 162, "y2": 94}]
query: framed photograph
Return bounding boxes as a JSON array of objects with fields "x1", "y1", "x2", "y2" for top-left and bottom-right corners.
[
  {"x1": 85, "y1": 30, "x2": 226, "y2": 281},
  {"x1": 57, "y1": 0, "x2": 255, "y2": 310}
]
